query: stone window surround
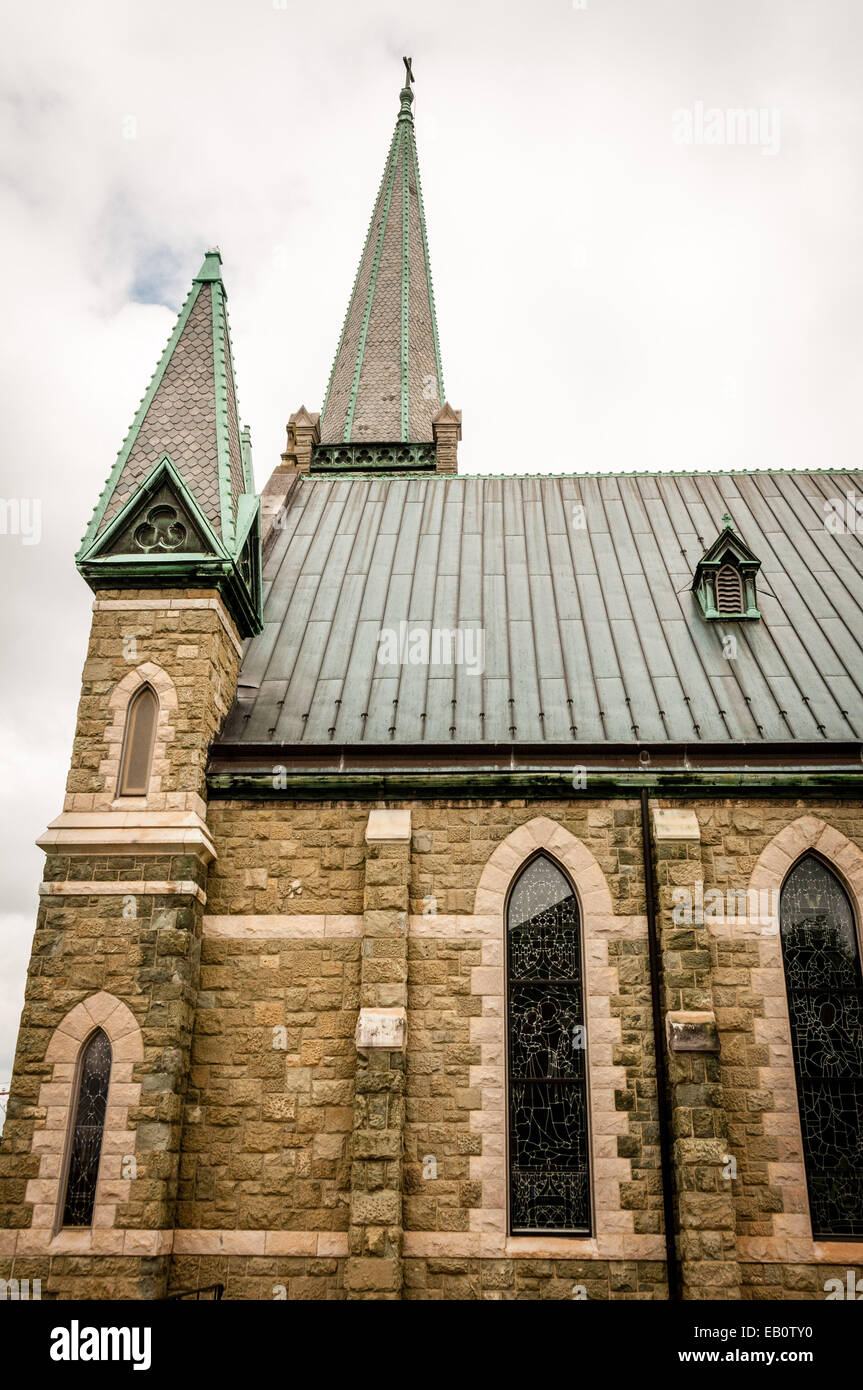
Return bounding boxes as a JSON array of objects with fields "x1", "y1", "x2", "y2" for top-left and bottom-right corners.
[
  {"x1": 106, "y1": 662, "x2": 175, "y2": 808},
  {"x1": 62, "y1": 660, "x2": 179, "y2": 814},
  {"x1": 18, "y1": 992, "x2": 145, "y2": 1256},
  {"x1": 446, "y1": 814, "x2": 662, "y2": 1262},
  {"x1": 726, "y1": 814, "x2": 863, "y2": 1265}
]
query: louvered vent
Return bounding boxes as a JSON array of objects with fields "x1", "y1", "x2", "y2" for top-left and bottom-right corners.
[{"x1": 715, "y1": 563, "x2": 744, "y2": 614}]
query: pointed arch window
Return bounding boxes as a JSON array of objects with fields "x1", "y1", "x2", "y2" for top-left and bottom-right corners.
[
  {"x1": 780, "y1": 855, "x2": 863, "y2": 1237},
  {"x1": 118, "y1": 683, "x2": 158, "y2": 795},
  {"x1": 507, "y1": 854, "x2": 590, "y2": 1233},
  {"x1": 62, "y1": 1029, "x2": 112, "y2": 1227}
]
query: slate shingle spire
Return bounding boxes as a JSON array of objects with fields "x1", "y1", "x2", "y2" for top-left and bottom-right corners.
[
  {"x1": 319, "y1": 61, "x2": 447, "y2": 445},
  {"x1": 76, "y1": 250, "x2": 262, "y2": 636}
]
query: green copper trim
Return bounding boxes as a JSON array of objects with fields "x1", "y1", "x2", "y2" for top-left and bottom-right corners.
[
  {"x1": 77, "y1": 456, "x2": 262, "y2": 639},
  {"x1": 194, "y1": 248, "x2": 224, "y2": 283},
  {"x1": 78, "y1": 454, "x2": 229, "y2": 565},
  {"x1": 295, "y1": 466, "x2": 857, "y2": 486},
  {"x1": 241, "y1": 425, "x2": 253, "y2": 493},
  {"x1": 207, "y1": 768, "x2": 863, "y2": 802},
  {"x1": 400, "y1": 124, "x2": 410, "y2": 440},
  {"x1": 86, "y1": 552, "x2": 220, "y2": 566},
  {"x1": 211, "y1": 278, "x2": 236, "y2": 552},
  {"x1": 77, "y1": 280, "x2": 203, "y2": 557},
  {"x1": 232, "y1": 493, "x2": 263, "y2": 630},
  {"x1": 410, "y1": 128, "x2": 445, "y2": 407},
  {"x1": 692, "y1": 519, "x2": 762, "y2": 622},
  {"x1": 81, "y1": 557, "x2": 262, "y2": 639},
  {"x1": 223, "y1": 302, "x2": 254, "y2": 497},
  {"x1": 343, "y1": 126, "x2": 401, "y2": 442},
  {"x1": 312, "y1": 441, "x2": 437, "y2": 472}
]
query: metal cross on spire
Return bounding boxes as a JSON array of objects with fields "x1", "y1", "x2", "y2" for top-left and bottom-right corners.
[{"x1": 403, "y1": 55, "x2": 414, "y2": 87}]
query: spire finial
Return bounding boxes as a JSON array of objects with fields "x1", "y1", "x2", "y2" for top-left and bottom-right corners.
[
  {"x1": 195, "y1": 247, "x2": 223, "y2": 283},
  {"x1": 721, "y1": 512, "x2": 734, "y2": 530},
  {"x1": 399, "y1": 55, "x2": 414, "y2": 119}
]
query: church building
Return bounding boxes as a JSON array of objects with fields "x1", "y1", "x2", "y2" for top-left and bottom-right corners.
[{"x1": 1, "y1": 64, "x2": 862, "y2": 1302}]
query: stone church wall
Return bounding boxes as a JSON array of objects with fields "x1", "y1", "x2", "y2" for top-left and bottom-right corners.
[{"x1": 3, "y1": 787, "x2": 862, "y2": 1300}]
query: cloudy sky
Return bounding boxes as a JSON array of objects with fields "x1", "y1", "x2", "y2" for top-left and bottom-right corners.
[{"x1": 1, "y1": 0, "x2": 862, "y2": 1083}]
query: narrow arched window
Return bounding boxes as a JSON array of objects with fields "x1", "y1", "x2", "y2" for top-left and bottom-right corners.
[
  {"x1": 780, "y1": 855, "x2": 863, "y2": 1237},
  {"x1": 715, "y1": 563, "x2": 744, "y2": 614},
  {"x1": 118, "y1": 684, "x2": 158, "y2": 795},
  {"x1": 507, "y1": 854, "x2": 590, "y2": 1233},
  {"x1": 62, "y1": 1029, "x2": 112, "y2": 1227}
]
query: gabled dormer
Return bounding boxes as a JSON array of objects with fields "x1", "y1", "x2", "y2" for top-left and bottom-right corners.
[{"x1": 692, "y1": 513, "x2": 761, "y2": 621}]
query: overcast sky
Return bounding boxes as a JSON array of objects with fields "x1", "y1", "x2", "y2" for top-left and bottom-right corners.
[{"x1": 1, "y1": 0, "x2": 862, "y2": 1082}]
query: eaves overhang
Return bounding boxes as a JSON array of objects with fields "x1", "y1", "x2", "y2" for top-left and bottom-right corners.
[{"x1": 207, "y1": 740, "x2": 863, "y2": 800}]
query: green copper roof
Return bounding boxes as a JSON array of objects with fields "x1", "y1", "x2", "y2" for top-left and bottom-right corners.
[
  {"x1": 76, "y1": 250, "x2": 263, "y2": 637},
  {"x1": 319, "y1": 72, "x2": 445, "y2": 444},
  {"x1": 78, "y1": 249, "x2": 250, "y2": 558},
  {"x1": 219, "y1": 468, "x2": 863, "y2": 747}
]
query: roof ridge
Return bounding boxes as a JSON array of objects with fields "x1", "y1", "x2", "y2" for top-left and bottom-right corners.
[{"x1": 296, "y1": 466, "x2": 863, "y2": 482}]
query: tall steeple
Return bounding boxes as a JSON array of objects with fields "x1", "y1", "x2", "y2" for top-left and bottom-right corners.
[{"x1": 319, "y1": 59, "x2": 450, "y2": 447}]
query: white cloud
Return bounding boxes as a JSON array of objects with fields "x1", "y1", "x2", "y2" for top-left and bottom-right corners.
[{"x1": 0, "y1": 916, "x2": 32, "y2": 1086}]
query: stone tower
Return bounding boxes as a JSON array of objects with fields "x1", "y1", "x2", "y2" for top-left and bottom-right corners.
[{"x1": 0, "y1": 250, "x2": 261, "y2": 1298}]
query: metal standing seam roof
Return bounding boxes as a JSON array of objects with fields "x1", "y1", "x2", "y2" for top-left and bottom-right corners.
[{"x1": 218, "y1": 469, "x2": 863, "y2": 749}]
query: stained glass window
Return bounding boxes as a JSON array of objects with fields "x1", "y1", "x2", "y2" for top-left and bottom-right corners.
[
  {"x1": 119, "y1": 684, "x2": 158, "y2": 795},
  {"x1": 62, "y1": 1029, "x2": 111, "y2": 1227},
  {"x1": 780, "y1": 855, "x2": 863, "y2": 1237},
  {"x1": 507, "y1": 854, "x2": 590, "y2": 1233}
]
